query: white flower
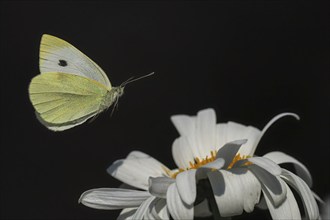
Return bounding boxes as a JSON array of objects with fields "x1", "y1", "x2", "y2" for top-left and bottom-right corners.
[{"x1": 79, "y1": 108, "x2": 320, "y2": 220}]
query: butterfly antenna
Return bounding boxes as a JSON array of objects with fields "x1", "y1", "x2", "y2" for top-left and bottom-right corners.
[
  {"x1": 121, "y1": 72, "x2": 155, "y2": 87},
  {"x1": 121, "y1": 76, "x2": 135, "y2": 86}
]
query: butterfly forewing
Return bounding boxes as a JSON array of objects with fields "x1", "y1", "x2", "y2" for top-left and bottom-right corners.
[{"x1": 39, "y1": 34, "x2": 112, "y2": 88}]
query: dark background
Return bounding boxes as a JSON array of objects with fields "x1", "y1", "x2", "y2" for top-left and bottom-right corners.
[{"x1": 1, "y1": 1, "x2": 329, "y2": 219}]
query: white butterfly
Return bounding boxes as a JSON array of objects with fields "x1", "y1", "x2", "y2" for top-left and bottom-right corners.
[{"x1": 29, "y1": 34, "x2": 154, "y2": 131}]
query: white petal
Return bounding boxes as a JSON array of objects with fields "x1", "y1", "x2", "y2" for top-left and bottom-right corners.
[
  {"x1": 195, "y1": 108, "x2": 217, "y2": 157},
  {"x1": 167, "y1": 183, "x2": 194, "y2": 220},
  {"x1": 236, "y1": 126, "x2": 262, "y2": 156},
  {"x1": 207, "y1": 169, "x2": 261, "y2": 217},
  {"x1": 256, "y1": 195, "x2": 268, "y2": 210},
  {"x1": 263, "y1": 151, "x2": 313, "y2": 187},
  {"x1": 176, "y1": 169, "x2": 197, "y2": 205},
  {"x1": 226, "y1": 122, "x2": 247, "y2": 144},
  {"x1": 172, "y1": 137, "x2": 195, "y2": 169},
  {"x1": 249, "y1": 165, "x2": 287, "y2": 206},
  {"x1": 107, "y1": 151, "x2": 169, "y2": 190},
  {"x1": 194, "y1": 199, "x2": 212, "y2": 217},
  {"x1": 117, "y1": 208, "x2": 137, "y2": 220},
  {"x1": 216, "y1": 123, "x2": 227, "y2": 150},
  {"x1": 196, "y1": 158, "x2": 225, "y2": 180},
  {"x1": 321, "y1": 196, "x2": 330, "y2": 220},
  {"x1": 170, "y1": 114, "x2": 195, "y2": 138},
  {"x1": 171, "y1": 114, "x2": 200, "y2": 159},
  {"x1": 126, "y1": 150, "x2": 150, "y2": 159},
  {"x1": 216, "y1": 139, "x2": 247, "y2": 169},
  {"x1": 221, "y1": 121, "x2": 261, "y2": 156},
  {"x1": 148, "y1": 198, "x2": 170, "y2": 220},
  {"x1": 312, "y1": 191, "x2": 325, "y2": 205},
  {"x1": 233, "y1": 168, "x2": 262, "y2": 213},
  {"x1": 131, "y1": 196, "x2": 156, "y2": 220},
  {"x1": 144, "y1": 206, "x2": 156, "y2": 220},
  {"x1": 217, "y1": 122, "x2": 261, "y2": 156},
  {"x1": 79, "y1": 188, "x2": 150, "y2": 210},
  {"x1": 248, "y1": 157, "x2": 282, "y2": 176},
  {"x1": 253, "y1": 112, "x2": 300, "y2": 155},
  {"x1": 171, "y1": 108, "x2": 218, "y2": 160},
  {"x1": 201, "y1": 158, "x2": 225, "y2": 170},
  {"x1": 149, "y1": 177, "x2": 175, "y2": 198},
  {"x1": 281, "y1": 169, "x2": 319, "y2": 219},
  {"x1": 264, "y1": 180, "x2": 301, "y2": 220}
]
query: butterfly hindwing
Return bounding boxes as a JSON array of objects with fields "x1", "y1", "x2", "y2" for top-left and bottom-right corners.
[
  {"x1": 39, "y1": 34, "x2": 112, "y2": 88},
  {"x1": 29, "y1": 72, "x2": 109, "y2": 131}
]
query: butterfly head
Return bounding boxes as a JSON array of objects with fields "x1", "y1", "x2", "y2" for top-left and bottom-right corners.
[{"x1": 115, "y1": 85, "x2": 125, "y2": 97}]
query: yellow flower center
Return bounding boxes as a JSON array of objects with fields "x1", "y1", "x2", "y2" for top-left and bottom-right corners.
[
  {"x1": 189, "y1": 150, "x2": 218, "y2": 170},
  {"x1": 168, "y1": 150, "x2": 252, "y2": 178}
]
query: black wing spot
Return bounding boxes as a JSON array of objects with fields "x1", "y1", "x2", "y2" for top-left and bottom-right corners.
[{"x1": 58, "y1": 60, "x2": 68, "y2": 67}]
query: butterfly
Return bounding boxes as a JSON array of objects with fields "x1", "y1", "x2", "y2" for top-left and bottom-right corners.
[{"x1": 28, "y1": 34, "x2": 154, "y2": 131}]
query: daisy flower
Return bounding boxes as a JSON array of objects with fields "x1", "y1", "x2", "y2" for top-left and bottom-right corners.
[{"x1": 79, "y1": 108, "x2": 320, "y2": 219}]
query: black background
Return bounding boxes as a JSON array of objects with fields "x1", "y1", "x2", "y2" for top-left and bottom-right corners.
[{"x1": 1, "y1": 2, "x2": 329, "y2": 220}]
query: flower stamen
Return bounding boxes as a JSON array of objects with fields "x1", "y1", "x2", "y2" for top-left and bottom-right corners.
[
  {"x1": 227, "y1": 153, "x2": 252, "y2": 169},
  {"x1": 189, "y1": 150, "x2": 217, "y2": 169},
  {"x1": 170, "y1": 150, "x2": 252, "y2": 178}
]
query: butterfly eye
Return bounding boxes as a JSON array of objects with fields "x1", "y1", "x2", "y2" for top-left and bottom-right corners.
[{"x1": 58, "y1": 59, "x2": 68, "y2": 67}]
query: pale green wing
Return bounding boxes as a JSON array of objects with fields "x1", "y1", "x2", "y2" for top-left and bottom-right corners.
[
  {"x1": 29, "y1": 72, "x2": 109, "y2": 131},
  {"x1": 39, "y1": 34, "x2": 112, "y2": 88}
]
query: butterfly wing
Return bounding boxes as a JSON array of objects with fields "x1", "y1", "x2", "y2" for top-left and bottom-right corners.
[
  {"x1": 39, "y1": 34, "x2": 112, "y2": 88},
  {"x1": 29, "y1": 72, "x2": 109, "y2": 131}
]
